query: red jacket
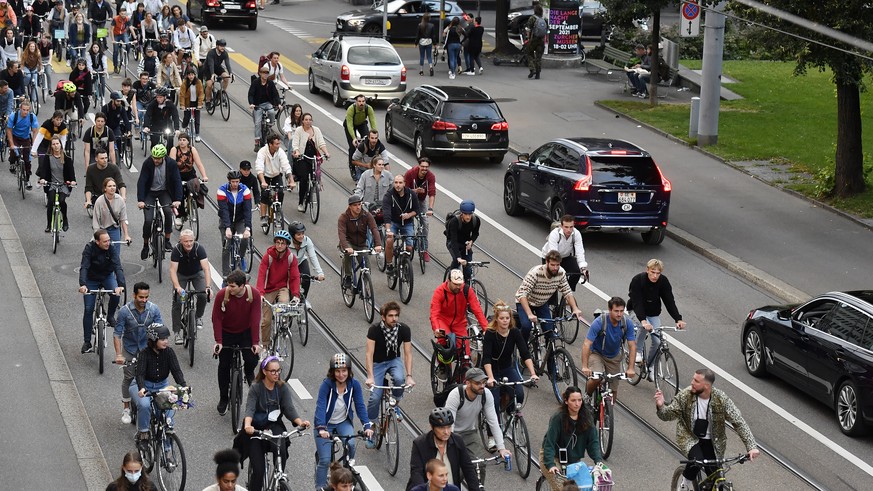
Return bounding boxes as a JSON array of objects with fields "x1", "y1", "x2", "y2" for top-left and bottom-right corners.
[
  {"x1": 256, "y1": 246, "x2": 301, "y2": 297},
  {"x1": 404, "y1": 166, "x2": 436, "y2": 202},
  {"x1": 430, "y1": 281, "x2": 488, "y2": 349},
  {"x1": 212, "y1": 285, "x2": 262, "y2": 345}
]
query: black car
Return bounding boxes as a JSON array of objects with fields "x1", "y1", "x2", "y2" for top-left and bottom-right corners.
[
  {"x1": 385, "y1": 85, "x2": 508, "y2": 162},
  {"x1": 503, "y1": 138, "x2": 671, "y2": 244},
  {"x1": 507, "y1": 0, "x2": 606, "y2": 39},
  {"x1": 336, "y1": 0, "x2": 466, "y2": 39},
  {"x1": 742, "y1": 291, "x2": 873, "y2": 436},
  {"x1": 187, "y1": 0, "x2": 258, "y2": 30}
]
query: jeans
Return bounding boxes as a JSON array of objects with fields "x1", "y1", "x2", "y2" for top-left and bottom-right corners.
[
  {"x1": 22, "y1": 66, "x2": 39, "y2": 95},
  {"x1": 171, "y1": 270, "x2": 207, "y2": 334},
  {"x1": 130, "y1": 378, "x2": 172, "y2": 433},
  {"x1": 635, "y1": 315, "x2": 661, "y2": 369},
  {"x1": 41, "y1": 56, "x2": 52, "y2": 89},
  {"x1": 113, "y1": 32, "x2": 130, "y2": 67},
  {"x1": 389, "y1": 220, "x2": 414, "y2": 248},
  {"x1": 141, "y1": 190, "x2": 173, "y2": 239},
  {"x1": 367, "y1": 357, "x2": 406, "y2": 421},
  {"x1": 464, "y1": 50, "x2": 482, "y2": 72},
  {"x1": 490, "y1": 364, "x2": 524, "y2": 418},
  {"x1": 418, "y1": 44, "x2": 433, "y2": 67},
  {"x1": 446, "y1": 43, "x2": 461, "y2": 73},
  {"x1": 216, "y1": 330, "x2": 259, "y2": 402},
  {"x1": 120, "y1": 349, "x2": 137, "y2": 402},
  {"x1": 82, "y1": 276, "x2": 121, "y2": 343},
  {"x1": 105, "y1": 225, "x2": 122, "y2": 258},
  {"x1": 252, "y1": 102, "x2": 276, "y2": 140},
  {"x1": 516, "y1": 302, "x2": 554, "y2": 343},
  {"x1": 314, "y1": 418, "x2": 356, "y2": 488}
]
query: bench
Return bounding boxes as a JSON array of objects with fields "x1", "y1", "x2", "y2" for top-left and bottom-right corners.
[{"x1": 585, "y1": 45, "x2": 634, "y2": 81}]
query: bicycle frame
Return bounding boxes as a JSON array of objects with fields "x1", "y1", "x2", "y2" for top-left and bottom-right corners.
[
  {"x1": 677, "y1": 453, "x2": 750, "y2": 491},
  {"x1": 250, "y1": 428, "x2": 308, "y2": 490}
]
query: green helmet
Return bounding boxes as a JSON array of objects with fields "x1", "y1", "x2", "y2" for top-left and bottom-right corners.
[{"x1": 151, "y1": 144, "x2": 167, "y2": 158}]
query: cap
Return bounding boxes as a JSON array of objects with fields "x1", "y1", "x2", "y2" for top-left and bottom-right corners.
[
  {"x1": 146, "y1": 45, "x2": 155, "y2": 51},
  {"x1": 449, "y1": 269, "x2": 464, "y2": 285},
  {"x1": 460, "y1": 200, "x2": 475, "y2": 213},
  {"x1": 110, "y1": 91, "x2": 122, "y2": 100},
  {"x1": 239, "y1": 160, "x2": 252, "y2": 170},
  {"x1": 348, "y1": 194, "x2": 363, "y2": 205},
  {"x1": 465, "y1": 367, "x2": 487, "y2": 382},
  {"x1": 200, "y1": 26, "x2": 209, "y2": 32}
]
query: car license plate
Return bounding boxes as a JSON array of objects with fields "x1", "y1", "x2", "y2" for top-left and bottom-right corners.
[
  {"x1": 618, "y1": 192, "x2": 636, "y2": 204},
  {"x1": 363, "y1": 78, "x2": 389, "y2": 86},
  {"x1": 223, "y1": 4, "x2": 241, "y2": 9},
  {"x1": 461, "y1": 133, "x2": 486, "y2": 140}
]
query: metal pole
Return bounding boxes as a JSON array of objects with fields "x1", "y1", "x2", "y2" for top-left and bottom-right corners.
[
  {"x1": 438, "y1": 0, "x2": 446, "y2": 46},
  {"x1": 689, "y1": 96, "x2": 700, "y2": 139},
  {"x1": 383, "y1": 1, "x2": 388, "y2": 39},
  {"x1": 697, "y1": 1, "x2": 725, "y2": 146}
]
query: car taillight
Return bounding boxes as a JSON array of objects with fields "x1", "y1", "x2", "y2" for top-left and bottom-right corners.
[
  {"x1": 490, "y1": 121, "x2": 508, "y2": 131},
  {"x1": 574, "y1": 155, "x2": 592, "y2": 191},
  {"x1": 432, "y1": 121, "x2": 457, "y2": 131},
  {"x1": 748, "y1": 310, "x2": 755, "y2": 320},
  {"x1": 654, "y1": 159, "x2": 672, "y2": 192},
  {"x1": 206, "y1": 0, "x2": 219, "y2": 6},
  {"x1": 400, "y1": 66, "x2": 406, "y2": 82},
  {"x1": 245, "y1": 0, "x2": 255, "y2": 7},
  {"x1": 575, "y1": 220, "x2": 588, "y2": 226},
  {"x1": 341, "y1": 65, "x2": 350, "y2": 82},
  {"x1": 609, "y1": 149, "x2": 628, "y2": 155}
]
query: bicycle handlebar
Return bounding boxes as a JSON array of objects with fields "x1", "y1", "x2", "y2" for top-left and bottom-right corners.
[
  {"x1": 368, "y1": 384, "x2": 413, "y2": 392},
  {"x1": 346, "y1": 249, "x2": 375, "y2": 256},
  {"x1": 495, "y1": 377, "x2": 537, "y2": 387},
  {"x1": 680, "y1": 453, "x2": 749, "y2": 466},
  {"x1": 143, "y1": 386, "x2": 191, "y2": 397},
  {"x1": 587, "y1": 372, "x2": 628, "y2": 381},
  {"x1": 252, "y1": 427, "x2": 309, "y2": 440},
  {"x1": 85, "y1": 288, "x2": 121, "y2": 295}
]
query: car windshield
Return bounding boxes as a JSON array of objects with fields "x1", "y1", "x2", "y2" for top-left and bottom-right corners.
[
  {"x1": 590, "y1": 156, "x2": 660, "y2": 186},
  {"x1": 347, "y1": 46, "x2": 401, "y2": 65},
  {"x1": 374, "y1": 0, "x2": 405, "y2": 12},
  {"x1": 442, "y1": 102, "x2": 501, "y2": 120}
]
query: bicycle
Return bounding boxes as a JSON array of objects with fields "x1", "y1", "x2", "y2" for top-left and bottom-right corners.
[
  {"x1": 86, "y1": 288, "x2": 121, "y2": 374},
  {"x1": 524, "y1": 315, "x2": 578, "y2": 403},
  {"x1": 214, "y1": 345, "x2": 250, "y2": 435},
  {"x1": 175, "y1": 177, "x2": 202, "y2": 240},
  {"x1": 297, "y1": 274, "x2": 315, "y2": 346},
  {"x1": 296, "y1": 153, "x2": 323, "y2": 224},
  {"x1": 248, "y1": 428, "x2": 309, "y2": 491},
  {"x1": 443, "y1": 260, "x2": 490, "y2": 318},
  {"x1": 535, "y1": 464, "x2": 613, "y2": 491},
  {"x1": 263, "y1": 297, "x2": 303, "y2": 382},
  {"x1": 430, "y1": 332, "x2": 479, "y2": 395},
  {"x1": 133, "y1": 386, "x2": 191, "y2": 491},
  {"x1": 623, "y1": 325, "x2": 683, "y2": 405},
  {"x1": 470, "y1": 454, "x2": 512, "y2": 489},
  {"x1": 324, "y1": 432, "x2": 369, "y2": 490},
  {"x1": 44, "y1": 180, "x2": 75, "y2": 253},
  {"x1": 386, "y1": 233, "x2": 422, "y2": 304},
  {"x1": 63, "y1": 112, "x2": 78, "y2": 159},
  {"x1": 92, "y1": 70, "x2": 108, "y2": 108},
  {"x1": 53, "y1": 28, "x2": 67, "y2": 62},
  {"x1": 260, "y1": 182, "x2": 289, "y2": 236},
  {"x1": 671, "y1": 453, "x2": 751, "y2": 491},
  {"x1": 0, "y1": 115, "x2": 7, "y2": 161},
  {"x1": 550, "y1": 278, "x2": 587, "y2": 344},
  {"x1": 180, "y1": 105, "x2": 201, "y2": 145},
  {"x1": 340, "y1": 249, "x2": 376, "y2": 323},
  {"x1": 488, "y1": 377, "x2": 535, "y2": 478},
  {"x1": 226, "y1": 233, "x2": 254, "y2": 275},
  {"x1": 412, "y1": 214, "x2": 427, "y2": 274},
  {"x1": 112, "y1": 40, "x2": 135, "y2": 74},
  {"x1": 144, "y1": 199, "x2": 176, "y2": 283},
  {"x1": 10, "y1": 146, "x2": 31, "y2": 200},
  {"x1": 585, "y1": 371, "x2": 627, "y2": 460},
  {"x1": 206, "y1": 73, "x2": 232, "y2": 121},
  {"x1": 38, "y1": 60, "x2": 51, "y2": 103},
  {"x1": 116, "y1": 128, "x2": 134, "y2": 169},
  {"x1": 257, "y1": 108, "x2": 279, "y2": 148},
  {"x1": 369, "y1": 376, "x2": 412, "y2": 476},
  {"x1": 22, "y1": 72, "x2": 40, "y2": 117},
  {"x1": 178, "y1": 287, "x2": 210, "y2": 368}
]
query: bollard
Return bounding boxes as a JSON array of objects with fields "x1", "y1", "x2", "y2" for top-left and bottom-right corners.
[{"x1": 689, "y1": 97, "x2": 700, "y2": 139}]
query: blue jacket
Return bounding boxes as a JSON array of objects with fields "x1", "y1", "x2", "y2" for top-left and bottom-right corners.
[
  {"x1": 137, "y1": 156, "x2": 183, "y2": 203},
  {"x1": 217, "y1": 181, "x2": 252, "y2": 230},
  {"x1": 68, "y1": 22, "x2": 91, "y2": 48},
  {"x1": 114, "y1": 301, "x2": 163, "y2": 355},
  {"x1": 0, "y1": 88, "x2": 13, "y2": 116},
  {"x1": 314, "y1": 377, "x2": 372, "y2": 431},
  {"x1": 79, "y1": 239, "x2": 126, "y2": 286}
]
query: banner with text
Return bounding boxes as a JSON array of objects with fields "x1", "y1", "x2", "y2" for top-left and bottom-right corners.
[{"x1": 548, "y1": 1, "x2": 580, "y2": 54}]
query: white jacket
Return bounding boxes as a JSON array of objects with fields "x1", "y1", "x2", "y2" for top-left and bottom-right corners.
[
  {"x1": 541, "y1": 226, "x2": 587, "y2": 269},
  {"x1": 254, "y1": 145, "x2": 291, "y2": 179}
]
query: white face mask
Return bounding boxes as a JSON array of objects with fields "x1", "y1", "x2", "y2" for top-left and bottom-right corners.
[{"x1": 125, "y1": 470, "x2": 141, "y2": 483}]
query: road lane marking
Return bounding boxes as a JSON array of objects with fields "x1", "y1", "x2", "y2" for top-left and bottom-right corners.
[
  {"x1": 353, "y1": 465, "x2": 384, "y2": 491},
  {"x1": 279, "y1": 54, "x2": 307, "y2": 75},
  {"x1": 288, "y1": 378, "x2": 312, "y2": 399},
  {"x1": 230, "y1": 52, "x2": 260, "y2": 73}
]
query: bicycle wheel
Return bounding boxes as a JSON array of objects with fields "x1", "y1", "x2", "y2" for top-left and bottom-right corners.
[
  {"x1": 151, "y1": 230, "x2": 160, "y2": 269},
  {"x1": 298, "y1": 302, "x2": 309, "y2": 346},
  {"x1": 273, "y1": 207, "x2": 284, "y2": 235},
  {"x1": 598, "y1": 399, "x2": 614, "y2": 459},
  {"x1": 261, "y1": 208, "x2": 271, "y2": 235},
  {"x1": 138, "y1": 436, "x2": 155, "y2": 473},
  {"x1": 40, "y1": 75, "x2": 48, "y2": 103},
  {"x1": 18, "y1": 162, "x2": 25, "y2": 199},
  {"x1": 470, "y1": 279, "x2": 489, "y2": 318},
  {"x1": 186, "y1": 306, "x2": 196, "y2": 368},
  {"x1": 230, "y1": 368, "x2": 242, "y2": 434},
  {"x1": 121, "y1": 137, "x2": 133, "y2": 169},
  {"x1": 30, "y1": 84, "x2": 39, "y2": 116},
  {"x1": 308, "y1": 178, "x2": 320, "y2": 223},
  {"x1": 362, "y1": 271, "x2": 375, "y2": 323},
  {"x1": 278, "y1": 481, "x2": 291, "y2": 491},
  {"x1": 274, "y1": 325, "x2": 295, "y2": 381},
  {"x1": 623, "y1": 344, "x2": 643, "y2": 386},
  {"x1": 556, "y1": 299, "x2": 579, "y2": 344},
  {"x1": 430, "y1": 349, "x2": 449, "y2": 395},
  {"x1": 376, "y1": 230, "x2": 387, "y2": 272},
  {"x1": 245, "y1": 238, "x2": 254, "y2": 274},
  {"x1": 157, "y1": 242, "x2": 164, "y2": 284},
  {"x1": 51, "y1": 207, "x2": 61, "y2": 254},
  {"x1": 550, "y1": 347, "x2": 578, "y2": 403},
  {"x1": 96, "y1": 319, "x2": 105, "y2": 374},
  {"x1": 399, "y1": 256, "x2": 413, "y2": 304},
  {"x1": 156, "y1": 432, "x2": 187, "y2": 491},
  {"x1": 186, "y1": 197, "x2": 199, "y2": 240},
  {"x1": 342, "y1": 271, "x2": 356, "y2": 308},
  {"x1": 206, "y1": 88, "x2": 216, "y2": 115},
  {"x1": 220, "y1": 90, "x2": 230, "y2": 121},
  {"x1": 385, "y1": 407, "x2": 400, "y2": 475},
  {"x1": 510, "y1": 414, "x2": 532, "y2": 478},
  {"x1": 655, "y1": 350, "x2": 680, "y2": 405},
  {"x1": 670, "y1": 465, "x2": 702, "y2": 491}
]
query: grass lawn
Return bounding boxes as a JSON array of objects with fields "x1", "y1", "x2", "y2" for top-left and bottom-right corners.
[{"x1": 599, "y1": 60, "x2": 873, "y2": 218}]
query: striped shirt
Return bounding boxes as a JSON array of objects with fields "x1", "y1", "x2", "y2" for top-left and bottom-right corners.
[{"x1": 515, "y1": 264, "x2": 573, "y2": 308}]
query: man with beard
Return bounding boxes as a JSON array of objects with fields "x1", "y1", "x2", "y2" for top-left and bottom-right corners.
[{"x1": 515, "y1": 249, "x2": 584, "y2": 342}]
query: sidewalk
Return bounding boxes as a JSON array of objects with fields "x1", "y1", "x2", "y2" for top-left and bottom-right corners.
[{"x1": 0, "y1": 194, "x2": 108, "y2": 490}]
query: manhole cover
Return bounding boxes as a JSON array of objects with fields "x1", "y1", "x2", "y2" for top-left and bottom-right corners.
[
  {"x1": 555, "y1": 112, "x2": 594, "y2": 122},
  {"x1": 54, "y1": 262, "x2": 146, "y2": 278}
]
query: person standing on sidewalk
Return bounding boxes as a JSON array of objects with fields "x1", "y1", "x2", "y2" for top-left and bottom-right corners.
[
  {"x1": 114, "y1": 281, "x2": 162, "y2": 425},
  {"x1": 524, "y1": 4, "x2": 547, "y2": 79},
  {"x1": 404, "y1": 157, "x2": 435, "y2": 262},
  {"x1": 415, "y1": 13, "x2": 436, "y2": 76},
  {"x1": 443, "y1": 17, "x2": 463, "y2": 80},
  {"x1": 463, "y1": 17, "x2": 484, "y2": 75}
]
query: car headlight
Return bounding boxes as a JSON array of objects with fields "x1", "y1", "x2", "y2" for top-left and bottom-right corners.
[
  {"x1": 347, "y1": 19, "x2": 365, "y2": 27},
  {"x1": 507, "y1": 12, "x2": 520, "y2": 20}
]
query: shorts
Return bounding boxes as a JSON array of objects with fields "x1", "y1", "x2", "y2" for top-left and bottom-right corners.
[{"x1": 588, "y1": 351, "x2": 622, "y2": 376}]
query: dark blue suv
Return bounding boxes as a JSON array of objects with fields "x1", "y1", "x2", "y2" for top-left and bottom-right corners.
[{"x1": 503, "y1": 137, "x2": 672, "y2": 244}]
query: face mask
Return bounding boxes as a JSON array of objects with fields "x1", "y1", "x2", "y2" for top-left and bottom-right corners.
[{"x1": 125, "y1": 470, "x2": 141, "y2": 483}]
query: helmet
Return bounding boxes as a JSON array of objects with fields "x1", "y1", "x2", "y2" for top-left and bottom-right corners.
[
  {"x1": 288, "y1": 221, "x2": 305, "y2": 235},
  {"x1": 75, "y1": 57, "x2": 86, "y2": 66},
  {"x1": 331, "y1": 353, "x2": 349, "y2": 369},
  {"x1": 459, "y1": 200, "x2": 475, "y2": 214},
  {"x1": 62, "y1": 81, "x2": 76, "y2": 93},
  {"x1": 146, "y1": 323, "x2": 170, "y2": 341},
  {"x1": 429, "y1": 407, "x2": 454, "y2": 427},
  {"x1": 154, "y1": 86, "x2": 169, "y2": 97},
  {"x1": 216, "y1": 38, "x2": 227, "y2": 46},
  {"x1": 151, "y1": 144, "x2": 167, "y2": 158},
  {"x1": 227, "y1": 170, "x2": 242, "y2": 181},
  {"x1": 110, "y1": 91, "x2": 122, "y2": 101},
  {"x1": 274, "y1": 230, "x2": 291, "y2": 244}
]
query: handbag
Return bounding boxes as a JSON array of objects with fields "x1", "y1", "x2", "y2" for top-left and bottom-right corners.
[{"x1": 101, "y1": 194, "x2": 121, "y2": 227}]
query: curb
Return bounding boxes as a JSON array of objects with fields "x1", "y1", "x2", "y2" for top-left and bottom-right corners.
[{"x1": 0, "y1": 195, "x2": 111, "y2": 490}]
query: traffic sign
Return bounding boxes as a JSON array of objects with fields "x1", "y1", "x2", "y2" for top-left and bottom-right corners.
[{"x1": 681, "y1": 1, "x2": 700, "y2": 37}]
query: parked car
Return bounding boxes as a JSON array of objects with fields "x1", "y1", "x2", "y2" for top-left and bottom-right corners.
[
  {"x1": 742, "y1": 291, "x2": 873, "y2": 436},
  {"x1": 336, "y1": 0, "x2": 467, "y2": 39},
  {"x1": 308, "y1": 33, "x2": 407, "y2": 108},
  {"x1": 187, "y1": 0, "x2": 258, "y2": 30},
  {"x1": 385, "y1": 84, "x2": 509, "y2": 162},
  {"x1": 507, "y1": 0, "x2": 606, "y2": 39},
  {"x1": 503, "y1": 137, "x2": 671, "y2": 244}
]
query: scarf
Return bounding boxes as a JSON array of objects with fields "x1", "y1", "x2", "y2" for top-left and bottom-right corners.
[{"x1": 383, "y1": 322, "x2": 399, "y2": 357}]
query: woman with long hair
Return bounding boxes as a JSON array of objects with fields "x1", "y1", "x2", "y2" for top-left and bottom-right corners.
[
  {"x1": 442, "y1": 17, "x2": 462, "y2": 80},
  {"x1": 317, "y1": 462, "x2": 355, "y2": 491},
  {"x1": 482, "y1": 300, "x2": 538, "y2": 418},
  {"x1": 35, "y1": 135, "x2": 75, "y2": 232},
  {"x1": 21, "y1": 40, "x2": 41, "y2": 94},
  {"x1": 130, "y1": 324, "x2": 187, "y2": 442},
  {"x1": 282, "y1": 103, "x2": 302, "y2": 154},
  {"x1": 290, "y1": 112, "x2": 329, "y2": 212},
  {"x1": 539, "y1": 386, "x2": 602, "y2": 491},
  {"x1": 85, "y1": 42, "x2": 108, "y2": 101},
  {"x1": 67, "y1": 13, "x2": 90, "y2": 63},
  {"x1": 105, "y1": 451, "x2": 156, "y2": 490},
  {"x1": 92, "y1": 176, "x2": 131, "y2": 256},
  {"x1": 178, "y1": 69, "x2": 204, "y2": 141},
  {"x1": 414, "y1": 13, "x2": 436, "y2": 76}
]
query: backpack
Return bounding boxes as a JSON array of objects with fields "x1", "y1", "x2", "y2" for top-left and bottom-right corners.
[
  {"x1": 443, "y1": 209, "x2": 479, "y2": 237},
  {"x1": 595, "y1": 312, "x2": 629, "y2": 353},
  {"x1": 258, "y1": 54, "x2": 269, "y2": 69},
  {"x1": 433, "y1": 384, "x2": 486, "y2": 410},
  {"x1": 532, "y1": 16, "x2": 548, "y2": 39},
  {"x1": 12, "y1": 110, "x2": 36, "y2": 130}
]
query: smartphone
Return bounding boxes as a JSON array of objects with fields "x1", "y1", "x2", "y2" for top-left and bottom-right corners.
[{"x1": 559, "y1": 448, "x2": 568, "y2": 464}]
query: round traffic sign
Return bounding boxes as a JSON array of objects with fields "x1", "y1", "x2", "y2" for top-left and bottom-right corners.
[{"x1": 682, "y1": 2, "x2": 700, "y2": 20}]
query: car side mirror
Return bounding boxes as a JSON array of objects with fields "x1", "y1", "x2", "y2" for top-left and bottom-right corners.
[
  {"x1": 777, "y1": 308, "x2": 792, "y2": 321},
  {"x1": 517, "y1": 153, "x2": 529, "y2": 163},
  {"x1": 313, "y1": 50, "x2": 322, "y2": 59}
]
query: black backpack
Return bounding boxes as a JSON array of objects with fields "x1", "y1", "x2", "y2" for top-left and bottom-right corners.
[
  {"x1": 433, "y1": 384, "x2": 486, "y2": 410},
  {"x1": 443, "y1": 209, "x2": 479, "y2": 237}
]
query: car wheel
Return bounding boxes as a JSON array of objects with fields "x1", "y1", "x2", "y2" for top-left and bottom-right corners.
[
  {"x1": 308, "y1": 71, "x2": 320, "y2": 94},
  {"x1": 363, "y1": 23, "x2": 382, "y2": 35},
  {"x1": 550, "y1": 200, "x2": 565, "y2": 223},
  {"x1": 332, "y1": 84, "x2": 343, "y2": 108},
  {"x1": 742, "y1": 325, "x2": 767, "y2": 377},
  {"x1": 504, "y1": 176, "x2": 523, "y2": 216},
  {"x1": 414, "y1": 134, "x2": 426, "y2": 159},
  {"x1": 489, "y1": 153, "x2": 505, "y2": 164},
  {"x1": 836, "y1": 380, "x2": 868, "y2": 436},
  {"x1": 248, "y1": 17, "x2": 257, "y2": 30},
  {"x1": 641, "y1": 228, "x2": 665, "y2": 245},
  {"x1": 385, "y1": 115, "x2": 397, "y2": 144}
]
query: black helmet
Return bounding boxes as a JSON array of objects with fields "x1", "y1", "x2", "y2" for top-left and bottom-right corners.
[
  {"x1": 216, "y1": 39, "x2": 227, "y2": 46},
  {"x1": 288, "y1": 221, "x2": 305, "y2": 234},
  {"x1": 429, "y1": 407, "x2": 454, "y2": 427},
  {"x1": 146, "y1": 323, "x2": 170, "y2": 341},
  {"x1": 154, "y1": 86, "x2": 169, "y2": 97},
  {"x1": 227, "y1": 170, "x2": 242, "y2": 181}
]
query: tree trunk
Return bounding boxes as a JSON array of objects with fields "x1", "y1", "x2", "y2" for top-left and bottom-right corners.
[
  {"x1": 493, "y1": 0, "x2": 512, "y2": 52},
  {"x1": 833, "y1": 80, "x2": 865, "y2": 197},
  {"x1": 649, "y1": 9, "x2": 660, "y2": 105}
]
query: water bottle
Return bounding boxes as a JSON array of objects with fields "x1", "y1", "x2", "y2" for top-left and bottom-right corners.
[
  {"x1": 504, "y1": 454, "x2": 512, "y2": 471},
  {"x1": 179, "y1": 289, "x2": 187, "y2": 302}
]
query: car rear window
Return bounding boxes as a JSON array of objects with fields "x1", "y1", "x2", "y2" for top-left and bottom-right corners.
[
  {"x1": 590, "y1": 156, "x2": 660, "y2": 186},
  {"x1": 347, "y1": 46, "x2": 401, "y2": 65},
  {"x1": 442, "y1": 102, "x2": 502, "y2": 121}
]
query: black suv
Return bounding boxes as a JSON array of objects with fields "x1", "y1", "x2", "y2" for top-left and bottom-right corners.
[
  {"x1": 503, "y1": 137, "x2": 672, "y2": 244},
  {"x1": 385, "y1": 85, "x2": 509, "y2": 162},
  {"x1": 187, "y1": 0, "x2": 258, "y2": 30}
]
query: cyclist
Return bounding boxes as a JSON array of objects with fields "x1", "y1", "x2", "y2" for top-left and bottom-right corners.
[
  {"x1": 54, "y1": 80, "x2": 85, "y2": 136},
  {"x1": 656, "y1": 368, "x2": 760, "y2": 490},
  {"x1": 404, "y1": 158, "x2": 436, "y2": 262},
  {"x1": 580, "y1": 297, "x2": 636, "y2": 398},
  {"x1": 37, "y1": 34, "x2": 53, "y2": 89},
  {"x1": 382, "y1": 174, "x2": 417, "y2": 276},
  {"x1": 101, "y1": 92, "x2": 132, "y2": 160},
  {"x1": 443, "y1": 367, "x2": 511, "y2": 481},
  {"x1": 138, "y1": 43, "x2": 158, "y2": 78},
  {"x1": 85, "y1": 42, "x2": 108, "y2": 98},
  {"x1": 132, "y1": 70, "x2": 155, "y2": 120},
  {"x1": 178, "y1": 68, "x2": 203, "y2": 141},
  {"x1": 0, "y1": 80, "x2": 13, "y2": 120},
  {"x1": 0, "y1": 59, "x2": 24, "y2": 98},
  {"x1": 20, "y1": 41, "x2": 42, "y2": 96},
  {"x1": 217, "y1": 170, "x2": 252, "y2": 278},
  {"x1": 627, "y1": 258, "x2": 686, "y2": 380},
  {"x1": 0, "y1": 29, "x2": 20, "y2": 66},
  {"x1": 207, "y1": 449, "x2": 242, "y2": 491},
  {"x1": 169, "y1": 229, "x2": 212, "y2": 344},
  {"x1": 407, "y1": 407, "x2": 479, "y2": 490},
  {"x1": 78, "y1": 228, "x2": 126, "y2": 354},
  {"x1": 30, "y1": 0, "x2": 51, "y2": 18},
  {"x1": 445, "y1": 199, "x2": 479, "y2": 281},
  {"x1": 120, "y1": 78, "x2": 138, "y2": 128},
  {"x1": 193, "y1": 25, "x2": 214, "y2": 66},
  {"x1": 136, "y1": 143, "x2": 182, "y2": 259},
  {"x1": 338, "y1": 193, "x2": 382, "y2": 290},
  {"x1": 365, "y1": 301, "x2": 415, "y2": 424},
  {"x1": 30, "y1": 110, "x2": 69, "y2": 157},
  {"x1": 48, "y1": 1, "x2": 66, "y2": 55},
  {"x1": 203, "y1": 38, "x2": 232, "y2": 107},
  {"x1": 84, "y1": 149, "x2": 127, "y2": 209},
  {"x1": 82, "y1": 111, "x2": 117, "y2": 167},
  {"x1": 68, "y1": 57, "x2": 93, "y2": 113},
  {"x1": 410, "y1": 459, "x2": 460, "y2": 491},
  {"x1": 262, "y1": 51, "x2": 289, "y2": 86},
  {"x1": 287, "y1": 221, "x2": 324, "y2": 298},
  {"x1": 242, "y1": 355, "x2": 311, "y2": 491},
  {"x1": 67, "y1": 14, "x2": 90, "y2": 65},
  {"x1": 156, "y1": 51, "x2": 181, "y2": 99},
  {"x1": 238, "y1": 159, "x2": 260, "y2": 211},
  {"x1": 540, "y1": 386, "x2": 604, "y2": 491},
  {"x1": 35, "y1": 135, "x2": 75, "y2": 232},
  {"x1": 314, "y1": 353, "x2": 374, "y2": 488},
  {"x1": 256, "y1": 229, "x2": 301, "y2": 345},
  {"x1": 290, "y1": 111, "x2": 329, "y2": 212},
  {"x1": 254, "y1": 134, "x2": 294, "y2": 229},
  {"x1": 212, "y1": 269, "x2": 262, "y2": 415},
  {"x1": 350, "y1": 128, "x2": 385, "y2": 182},
  {"x1": 139, "y1": 11, "x2": 159, "y2": 52},
  {"x1": 353, "y1": 155, "x2": 392, "y2": 208},
  {"x1": 142, "y1": 85, "x2": 180, "y2": 148},
  {"x1": 6, "y1": 99, "x2": 39, "y2": 189},
  {"x1": 19, "y1": 7, "x2": 42, "y2": 41},
  {"x1": 282, "y1": 103, "x2": 302, "y2": 153},
  {"x1": 110, "y1": 9, "x2": 133, "y2": 71},
  {"x1": 171, "y1": 19, "x2": 195, "y2": 59},
  {"x1": 483, "y1": 300, "x2": 538, "y2": 415},
  {"x1": 430, "y1": 269, "x2": 487, "y2": 362},
  {"x1": 114, "y1": 281, "x2": 162, "y2": 425},
  {"x1": 169, "y1": 132, "x2": 208, "y2": 228},
  {"x1": 131, "y1": 323, "x2": 187, "y2": 442},
  {"x1": 515, "y1": 250, "x2": 584, "y2": 342},
  {"x1": 542, "y1": 214, "x2": 587, "y2": 296},
  {"x1": 87, "y1": 0, "x2": 113, "y2": 46},
  {"x1": 91, "y1": 177, "x2": 131, "y2": 256},
  {"x1": 248, "y1": 62, "x2": 281, "y2": 153},
  {"x1": 344, "y1": 94, "x2": 376, "y2": 180}
]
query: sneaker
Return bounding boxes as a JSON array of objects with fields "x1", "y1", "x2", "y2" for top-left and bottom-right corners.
[
  {"x1": 422, "y1": 251, "x2": 430, "y2": 263},
  {"x1": 646, "y1": 370, "x2": 655, "y2": 382},
  {"x1": 429, "y1": 66, "x2": 434, "y2": 76},
  {"x1": 487, "y1": 437, "x2": 497, "y2": 453},
  {"x1": 419, "y1": 70, "x2": 424, "y2": 76},
  {"x1": 386, "y1": 264, "x2": 395, "y2": 275},
  {"x1": 25, "y1": 180, "x2": 32, "y2": 190},
  {"x1": 342, "y1": 276, "x2": 353, "y2": 291},
  {"x1": 217, "y1": 399, "x2": 228, "y2": 415},
  {"x1": 479, "y1": 67, "x2": 484, "y2": 74},
  {"x1": 449, "y1": 72, "x2": 455, "y2": 80},
  {"x1": 174, "y1": 217, "x2": 183, "y2": 228},
  {"x1": 464, "y1": 71, "x2": 475, "y2": 76},
  {"x1": 9, "y1": 163, "x2": 14, "y2": 173},
  {"x1": 253, "y1": 140, "x2": 260, "y2": 153},
  {"x1": 140, "y1": 245, "x2": 149, "y2": 260},
  {"x1": 62, "y1": 222, "x2": 69, "y2": 232},
  {"x1": 635, "y1": 352, "x2": 643, "y2": 363},
  {"x1": 434, "y1": 364, "x2": 448, "y2": 381},
  {"x1": 196, "y1": 318, "x2": 203, "y2": 330},
  {"x1": 194, "y1": 135, "x2": 201, "y2": 142},
  {"x1": 81, "y1": 342, "x2": 93, "y2": 353},
  {"x1": 137, "y1": 431, "x2": 150, "y2": 442},
  {"x1": 45, "y1": 226, "x2": 51, "y2": 233},
  {"x1": 348, "y1": 458, "x2": 356, "y2": 467},
  {"x1": 679, "y1": 477, "x2": 693, "y2": 490},
  {"x1": 297, "y1": 203, "x2": 305, "y2": 212},
  {"x1": 261, "y1": 216, "x2": 268, "y2": 227},
  {"x1": 164, "y1": 238, "x2": 172, "y2": 251},
  {"x1": 528, "y1": 70, "x2": 535, "y2": 79},
  {"x1": 121, "y1": 408, "x2": 132, "y2": 424},
  {"x1": 174, "y1": 332, "x2": 184, "y2": 345}
]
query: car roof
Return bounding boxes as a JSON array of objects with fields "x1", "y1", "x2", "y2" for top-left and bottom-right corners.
[
  {"x1": 556, "y1": 137, "x2": 648, "y2": 155},
  {"x1": 835, "y1": 291, "x2": 873, "y2": 310},
  {"x1": 333, "y1": 34, "x2": 395, "y2": 49},
  {"x1": 418, "y1": 84, "x2": 492, "y2": 101}
]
